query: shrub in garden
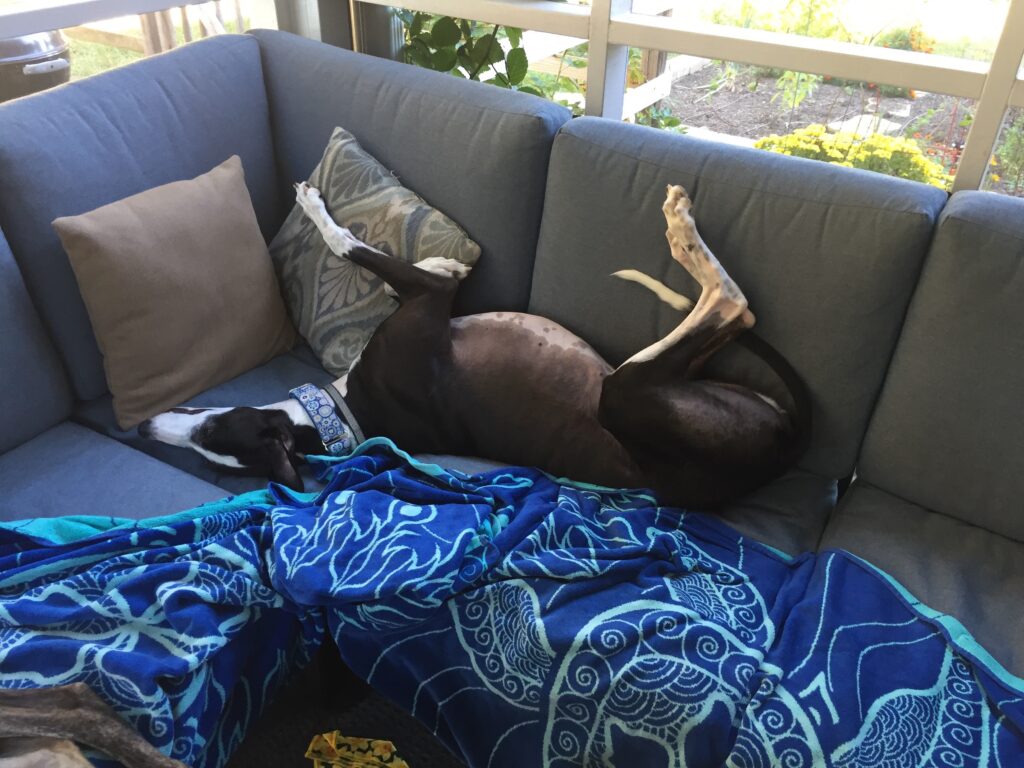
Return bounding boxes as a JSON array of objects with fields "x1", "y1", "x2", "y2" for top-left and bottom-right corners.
[
  {"x1": 994, "y1": 114, "x2": 1024, "y2": 195},
  {"x1": 755, "y1": 125, "x2": 950, "y2": 188},
  {"x1": 870, "y1": 25, "x2": 936, "y2": 98}
]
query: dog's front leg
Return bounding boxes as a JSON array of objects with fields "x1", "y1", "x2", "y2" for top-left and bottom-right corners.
[{"x1": 292, "y1": 182, "x2": 370, "y2": 258}]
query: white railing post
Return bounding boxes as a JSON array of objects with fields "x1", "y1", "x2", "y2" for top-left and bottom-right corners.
[
  {"x1": 953, "y1": 0, "x2": 1024, "y2": 191},
  {"x1": 586, "y1": 0, "x2": 630, "y2": 118}
]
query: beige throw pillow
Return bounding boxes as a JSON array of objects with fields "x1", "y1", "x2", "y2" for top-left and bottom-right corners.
[
  {"x1": 270, "y1": 126, "x2": 480, "y2": 377},
  {"x1": 53, "y1": 155, "x2": 297, "y2": 430}
]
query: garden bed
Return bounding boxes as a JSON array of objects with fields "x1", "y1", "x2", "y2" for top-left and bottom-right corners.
[{"x1": 664, "y1": 62, "x2": 975, "y2": 190}]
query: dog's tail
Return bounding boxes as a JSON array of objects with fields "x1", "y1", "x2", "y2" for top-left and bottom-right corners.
[
  {"x1": 612, "y1": 270, "x2": 694, "y2": 312},
  {"x1": 735, "y1": 331, "x2": 814, "y2": 464}
]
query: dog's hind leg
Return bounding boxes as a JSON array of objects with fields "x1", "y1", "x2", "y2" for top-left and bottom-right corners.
[{"x1": 598, "y1": 186, "x2": 798, "y2": 507}]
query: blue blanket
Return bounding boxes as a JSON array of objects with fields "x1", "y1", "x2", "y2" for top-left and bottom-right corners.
[{"x1": 1, "y1": 439, "x2": 1022, "y2": 767}]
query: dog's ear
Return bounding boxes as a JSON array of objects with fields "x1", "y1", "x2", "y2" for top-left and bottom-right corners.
[{"x1": 262, "y1": 426, "x2": 304, "y2": 491}]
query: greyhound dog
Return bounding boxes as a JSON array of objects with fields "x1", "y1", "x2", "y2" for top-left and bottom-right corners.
[{"x1": 139, "y1": 184, "x2": 810, "y2": 509}]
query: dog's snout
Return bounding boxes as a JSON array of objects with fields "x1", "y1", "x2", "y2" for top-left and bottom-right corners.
[{"x1": 137, "y1": 419, "x2": 153, "y2": 439}]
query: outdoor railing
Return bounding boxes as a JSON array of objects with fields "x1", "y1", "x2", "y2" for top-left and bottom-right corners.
[{"x1": 3, "y1": 0, "x2": 1024, "y2": 191}]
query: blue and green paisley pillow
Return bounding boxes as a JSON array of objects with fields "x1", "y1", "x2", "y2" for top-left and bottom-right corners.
[{"x1": 269, "y1": 126, "x2": 480, "y2": 377}]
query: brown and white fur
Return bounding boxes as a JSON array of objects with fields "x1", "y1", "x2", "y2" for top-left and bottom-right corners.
[{"x1": 140, "y1": 183, "x2": 809, "y2": 508}]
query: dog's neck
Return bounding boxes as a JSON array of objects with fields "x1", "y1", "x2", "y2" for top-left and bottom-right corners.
[
  {"x1": 280, "y1": 398, "x2": 315, "y2": 428},
  {"x1": 284, "y1": 380, "x2": 367, "y2": 455}
]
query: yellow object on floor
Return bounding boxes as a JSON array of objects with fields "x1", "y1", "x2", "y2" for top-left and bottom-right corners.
[{"x1": 305, "y1": 731, "x2": 410, "y2": 768}]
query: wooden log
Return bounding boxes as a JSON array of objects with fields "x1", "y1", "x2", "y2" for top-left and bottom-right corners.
[
  {"x1": 0, "y1": 684, "x2": 186, "y2": 768},
  {"x1": 0, "y1": 736, "x2": 93, "y2": 767}
]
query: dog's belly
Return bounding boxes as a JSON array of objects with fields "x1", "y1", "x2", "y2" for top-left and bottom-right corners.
[{"x1": 447, "y1": 313, "x2": 642, "y2": 486}]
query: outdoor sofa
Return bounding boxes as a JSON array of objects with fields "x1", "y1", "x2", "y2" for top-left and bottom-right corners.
[{"x1": 0, "y1": 29, "x2": 1021, "y2": 766}]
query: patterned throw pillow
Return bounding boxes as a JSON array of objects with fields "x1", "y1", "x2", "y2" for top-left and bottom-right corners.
[{"x1": 269, "y1": 126, "x2": 480, "y2": 377}]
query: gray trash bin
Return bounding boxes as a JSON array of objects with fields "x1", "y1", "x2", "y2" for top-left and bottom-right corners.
[{"x1": 0, "y1": 31, "x2": 71, "y2": 103}]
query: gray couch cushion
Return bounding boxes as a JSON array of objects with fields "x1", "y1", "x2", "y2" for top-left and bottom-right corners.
[
  {"x1": 820, "y1": 481, "x2": 1024, "y2": 677},
  {"x1": 75, "y1": 347, "x2": 335, "y2": 494},
  {"x1": 0, "y1": 227, "x2": 71, "y2": 453},
  {"x1": 249, "y1": 29, "x2": 570, "y2": 316},
  {"x1": 0, "y1": 422, "x2": 226, "y2": 521},
  {"x1": 717, "y1": 470, "x2": 836, "y2": 556},
  {"x1": 858, "y1": 192, "x2": 1024, "y2": 541},
  {"x1": 530, "y1": 118, "x2": 948, "y2": 480},
  {"x1": 0, "y1": 35, "x2": 280, "y2": 401}
]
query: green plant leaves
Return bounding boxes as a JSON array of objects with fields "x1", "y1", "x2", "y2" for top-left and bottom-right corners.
[
  {"x1": 410, "y1": 12, "x2": 429, "y2": 37},
  {"x1": 404, "y1": 38, "x2": 432, "y2": 69},
  {"x1": 431, "y1": 16, "x2": 462, "y2": 48},
  {"x1": 432, "y1": 47, "x2": 458, "y2": 72},
  {"x1": 506, "y1": 47, "x2": 528, "y2": 85},
  {"x1": 472, "y1": 33, "x2": 505, "y2": 68},
  {"x1": 399, "y1": 14, "x2": 560, "y2": 102}
]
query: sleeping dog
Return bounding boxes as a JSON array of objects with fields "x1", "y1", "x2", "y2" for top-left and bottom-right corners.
[{"x1": 139, "y1": 184, "x2": 810, "y2": 508}]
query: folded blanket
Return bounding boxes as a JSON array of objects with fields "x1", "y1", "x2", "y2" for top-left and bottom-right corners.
[{"x1": 1, "y1": 439, "x2": 1022, "y2": 767}]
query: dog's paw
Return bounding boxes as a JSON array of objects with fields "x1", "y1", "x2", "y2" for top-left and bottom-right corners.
[
  {"x1": 293, "y1": 181, "x2": 326, "y2": 218},
  {"x1": 662, "y1": 184, "x2": 693, "y2": 220},
  {"x1": 414, "y1": 256, "x2": 472, "y2": 281}
]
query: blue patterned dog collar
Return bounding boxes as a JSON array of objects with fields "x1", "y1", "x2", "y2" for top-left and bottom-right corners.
[{"x1": 289, "y1": 383, "x2": 355, "y2": 456}]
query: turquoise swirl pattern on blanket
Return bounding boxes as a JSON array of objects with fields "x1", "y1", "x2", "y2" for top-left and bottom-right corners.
[{"x1": 1, "y1": 439, "x2": 1022, "y2": 767}]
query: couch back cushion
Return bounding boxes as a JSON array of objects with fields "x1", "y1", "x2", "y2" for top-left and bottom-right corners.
[
  {"x1": 530, "y1": 118, "x2": 947, "y2": 480},
  {"x1": 0, "y1": 35, "x2": 280, "y2": 401},
  {"x1": 858, "y1": 192, "x2": 1024, "y2": 540},
  {"x1": 250, "y1": 29, "x2": 570, "y2": 316},
  {"x1": 0, "y1": 227, "x2": 71, "y2": 452}
]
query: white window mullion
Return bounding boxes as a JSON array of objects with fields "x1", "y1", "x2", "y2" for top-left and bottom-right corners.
[
  {"x1": 585, "y1": 0, "x2": 630, "y2": 119},
  {"x1": 954, "y1": 0, "x2": 1024, "y2": 191}
]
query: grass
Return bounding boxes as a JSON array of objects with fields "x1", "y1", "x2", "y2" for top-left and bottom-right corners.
[{"x1": 68, "y1": 38, "x2": 143, "y2": 80}]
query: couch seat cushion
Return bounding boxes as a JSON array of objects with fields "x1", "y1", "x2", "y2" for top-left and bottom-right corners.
[
  {"x1": 716, "y1": 469, "x2": 836, "y2": 556},
  {"x1": 0, "y1": 422, "x2": 226, "y2": 521},
  {"x1": 819, "y1": 481, "x2": 1024, "y2": 677},
  {"x1": 75, "y1": 348, "x2": 336, "y2": 494}
]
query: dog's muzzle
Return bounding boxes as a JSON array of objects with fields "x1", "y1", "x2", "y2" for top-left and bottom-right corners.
[{"x1": 289, "y1": 383, "x2": 364, "y2": 456}]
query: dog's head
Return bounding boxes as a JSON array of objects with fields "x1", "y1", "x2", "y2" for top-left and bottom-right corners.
[{"x1": 138, "y1": 403, "x2": 322, "y2": 491}]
